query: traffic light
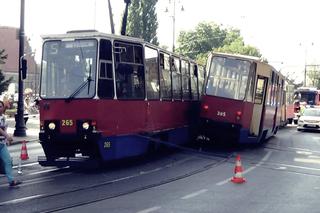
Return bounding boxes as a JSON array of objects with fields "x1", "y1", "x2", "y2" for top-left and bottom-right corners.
[{"x1": 21, "y1": 58, "x2": 27, "y2": 80}]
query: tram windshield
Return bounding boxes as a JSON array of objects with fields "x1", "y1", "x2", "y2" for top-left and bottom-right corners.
[
  {"x1": 293, "y1": 91, "x2": 316, "y2": 105},
  {"x1": 205, "y1": 56, "x2": 252, "y2": 100},
  {"x1": 40, "y1": 39, "x2": 97, "y2": 99}
]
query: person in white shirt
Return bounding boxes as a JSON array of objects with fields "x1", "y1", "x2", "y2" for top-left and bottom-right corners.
[{"x1": 0, "y1": 101, "x2": 22, "y2": 188}]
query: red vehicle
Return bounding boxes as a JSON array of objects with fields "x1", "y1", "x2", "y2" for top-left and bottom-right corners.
[
  {"x1": 292, "y1": 87, "x2": 320, "y2": 124},
  {"x1": 200, "y1": 52, "x2": 286, "y2": 143},
  {"x1": 38, "y1": 31, "x2": 203, "y2": 166}
]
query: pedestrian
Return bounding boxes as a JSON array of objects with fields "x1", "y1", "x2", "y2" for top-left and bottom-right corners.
[{"x1": 0, "y1": 100, "x2": 22, "y2": 188}]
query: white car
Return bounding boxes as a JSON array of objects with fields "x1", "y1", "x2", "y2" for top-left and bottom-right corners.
[{"x1": 297, "y1": 107, "x2": 320, "y2": 131}]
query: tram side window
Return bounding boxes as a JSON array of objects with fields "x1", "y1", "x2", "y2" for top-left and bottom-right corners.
[
  {"x1": 145, "y1": 46, "x2": 159, "y2": 100},
  {"x1": 190, "y1": 63, "x2": 199, "y2": 100},
  {"x1": 255, "y1": 76, "x2": 267, "y2": 104},
  {"x1": 98, "y1": 39, "x2": 114, "y2": 98},
  {"x1": 181, "y1": 60, "x2": 191, "y2": 100},
  {"x1": 159, "y1": 53, "x2": 172, "y2": 100},
  {"x1": 171, "y1": 57, "x2": 182, "y2": 100},
  {"x1": 114, "y1": 41, "x2": 145, "y2": 99}
]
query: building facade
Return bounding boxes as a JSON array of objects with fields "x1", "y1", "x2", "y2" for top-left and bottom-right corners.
[{"x1": 0, "y1": 26, "x2": 39, "y2": 95}]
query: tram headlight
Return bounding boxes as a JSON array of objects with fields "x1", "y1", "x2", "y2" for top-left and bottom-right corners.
[
  {"x1": 82, "y1": 122, "x2": 90, "y2": 130},
  {"x1": 48, "y1": 122, "x2": 56, "y2": 130}
]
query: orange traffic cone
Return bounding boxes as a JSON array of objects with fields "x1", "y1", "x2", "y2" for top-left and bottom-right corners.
[
  {"x1": 231, "y1": 155, "x2": 246, "y2": 184},
  {"x1": 20, "y1": 140, "x2": 29, "y2": 161}
]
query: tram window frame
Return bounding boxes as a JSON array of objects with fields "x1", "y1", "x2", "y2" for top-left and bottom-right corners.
[
  {"x1": 171, "y1": 56, "x2": 182, "y2": 100},
  {"x1": 198, "y1": 65, "x2": 205, "y2": 98},
  {"x1": 159, "y1": 52, "x2": 172, "y2": 100},
  {"x1": 114, "y1": 41, "x2": 145, "y2": 100},
  {"x1": 191, "y1": 63, "x2": 199, "y2": 100},
  {"x1": 254, "y1": 76, "x2": 267, "y2": 104},
  {"x1": 98, "y1": 39, "x2": 114, "y2": 99},
  {"x1": 181, "y1": 59, "x2": 191, "y2": 100},
  {"x1": 245, "y1": 63, "x2": 256, "y2": 102},
  {"x1": 145, "y1": 46, "x2": 160, "y2": 100}
]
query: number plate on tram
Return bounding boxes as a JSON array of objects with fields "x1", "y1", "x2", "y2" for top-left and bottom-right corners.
[{"x1": 61, "y1": 119, "x2": 74, "y2": 127}]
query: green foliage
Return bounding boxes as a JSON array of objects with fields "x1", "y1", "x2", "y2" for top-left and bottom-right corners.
[
  {"x1": 216, "y1": 37, "x2": 262, "y2": 57},
  {"x1": 177, "y1": 22, "x2": 226, "y2": 59},
  {"x1": 177, "y1": 22, "x2": 262, "y2": 62},
  {"x1": 0, "y1": 49, "x2": 13, "y2": 93},
  {"x1": 306, "y1": 66, "x2": 320, "y2": 88},
  {"x1": 127, "y1": 0, "x2": 159, "y2": 45}
]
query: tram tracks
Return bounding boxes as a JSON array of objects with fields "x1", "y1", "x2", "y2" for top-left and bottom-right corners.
[
  {"x1": 4, "y1": 137, "x2": 320, "y2": 212},
  {"x1": 0, "y1": 147, "x2": 233, "y2": 212}
]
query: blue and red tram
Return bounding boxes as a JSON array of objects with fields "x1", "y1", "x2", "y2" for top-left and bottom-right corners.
[
  {"x1": 200, "y1": 52, "x2": 286, "y2": 144},
  {"x1": 38, "y1": 31, "x2": 203, "y2": 166}
]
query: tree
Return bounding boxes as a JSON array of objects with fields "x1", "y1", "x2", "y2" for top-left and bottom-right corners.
[
  {"x1": 215, "y1": 37, "x2": 262, "y2": 57},
  {"x1": 177, "y1": 22, "x2": 262, "y2": 63},
  {"x1": 127, "y1": 0, "x2": 159, "y2": 45},
  {"x1": 177, "y1": 22, "x2": 226, "y2": 59},
  {"x1": 306, "y1": 65, "x2": 320, "y2": 88},
  {"x1": 0, "y1": 49, "x2": 12, "y2": 93}
]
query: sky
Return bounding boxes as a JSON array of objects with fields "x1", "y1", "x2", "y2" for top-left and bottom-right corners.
[{"x1": 1, "y1": 0, "x2": 320, "y2": 83}]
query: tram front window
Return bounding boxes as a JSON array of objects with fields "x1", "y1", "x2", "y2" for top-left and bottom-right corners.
[
  {"x1": 40, "y1": 39, "x2": 97, "y2": 99},
  {"x1": 206, "y1": 56, "x2": 251, "y2": 100}
]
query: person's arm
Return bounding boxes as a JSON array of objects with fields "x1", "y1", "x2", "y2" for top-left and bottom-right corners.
[{"x1": 0, "y1": 128, "x2": 13, "y2": 145}]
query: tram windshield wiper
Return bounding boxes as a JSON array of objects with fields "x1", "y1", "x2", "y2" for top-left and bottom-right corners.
[{"x1": 66, "y1": 76, "x2": 92, "y2": 103}]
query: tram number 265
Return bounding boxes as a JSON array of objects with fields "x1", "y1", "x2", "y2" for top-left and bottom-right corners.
[
  {"x1": 217, "y1": 111, "x2": 226, "y2": 117},
  {"x1": 61, "y1": 119, "x2": 73, "y2": 126}
]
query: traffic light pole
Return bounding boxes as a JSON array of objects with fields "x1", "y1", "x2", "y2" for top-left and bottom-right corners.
[{"x1": 14, "y1": 0, "x2": 26, "y2": 137}]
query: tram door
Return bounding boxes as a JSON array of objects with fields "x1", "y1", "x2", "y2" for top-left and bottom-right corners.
[{"x1": 250, "y1": 75, "x2": 268, "y2": 136}]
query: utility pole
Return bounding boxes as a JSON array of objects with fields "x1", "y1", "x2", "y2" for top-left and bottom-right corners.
[
  {"x1": 14, "y1": 0, "x2": 26, "y2": 137},
  {"x1": 108, "y1": 0, "x2": 115, "y2": 34}
]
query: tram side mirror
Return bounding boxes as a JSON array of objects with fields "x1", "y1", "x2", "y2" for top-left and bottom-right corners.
[{"x1": 21, "y1": 58, "x2": 27, "y2": 80}]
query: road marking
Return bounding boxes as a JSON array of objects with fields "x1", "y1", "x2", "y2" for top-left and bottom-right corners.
[
  {"x1": 140, "y1": 167, "x2": 162, "y2": 175},
  {"x1": 0, "y1": 194, "x2": 46, "y2": 206},
  {"x1": 216, "y1": 151, "x2": 273, "y2": 186},
  {"x1": 181, "y1": 189, "x2": 208, "y2": 200},
  {"x1": 267, "y1": 162, "x2": 320, "y2": 172},
  {"x1": 12, "y1": 162, "x2": 39, "y2": 169},
  {"x1": 136, "y1": 206, "x2": 162, "y2": 213},
  {"x1": 28, "y1": 167, "x2": 69, "y2": 175},
  {"x1": 275, "y1": 166, "x2": 287, "y2": 170}
]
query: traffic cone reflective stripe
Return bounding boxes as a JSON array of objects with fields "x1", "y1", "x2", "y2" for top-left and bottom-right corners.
[
  {"x1": 231, "y1": 155, "x2": 246, "y2": 184},
  {"x1": 20, "y1": 141, "x2": 29, "y2": 161}
]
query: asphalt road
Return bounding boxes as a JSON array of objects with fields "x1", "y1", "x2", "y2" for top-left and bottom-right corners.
[{"x1": 1, "y1": 124, "x2": 320, "y2": 213}]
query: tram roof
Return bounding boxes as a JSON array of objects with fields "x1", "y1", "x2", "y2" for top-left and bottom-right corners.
[
  {"x1": 41, "y1": 30, "x2": 200, "y2": 65},
  {"x1": 41, "y1": 30, "x2": 145, "y2": 43},
  {"x1": 210, "y1": 51, "x2": 280, "y2": 72},
  {"x1": 210, "y1": 52, "x2": 263, "y2": 63}
]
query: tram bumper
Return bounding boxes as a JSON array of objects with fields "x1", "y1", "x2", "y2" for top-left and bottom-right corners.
[
  {"x1": 39, "y1": 131, "x2": 102, "y2": 162},
  {"x1": 199, "y1": 118, "x2": 242, "y2": 143},
  {"x1": 38, "y1": 155, "x2": 100, "y2": 167}
]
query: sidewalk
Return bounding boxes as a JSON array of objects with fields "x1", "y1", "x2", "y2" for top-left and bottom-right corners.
[
  {"x1": 6, "y1": 114, "x2": 40, "y2": 145},
  {"x1": 8, "y1": 128, "x2": 39, "y2": 145}
]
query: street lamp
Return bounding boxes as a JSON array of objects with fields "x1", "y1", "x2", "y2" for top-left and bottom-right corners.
[
  {"x1": 14, "y1": 0, "x2": 26, "y2": 137},
  {"x1": 165, "y1": 0, "x2": 184, "y2": 52}
]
